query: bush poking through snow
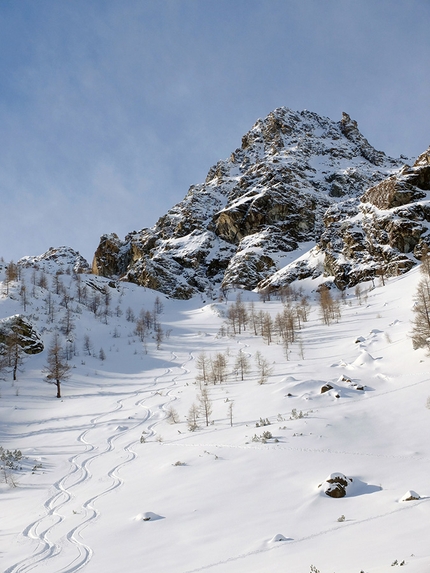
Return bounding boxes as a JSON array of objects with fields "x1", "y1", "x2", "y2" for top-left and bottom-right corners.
[
  {"x1": 252, "y1": 430, "x2": 274, "y2": 443},
  {"x1": 290, "y1": 408, "x2": 306, "y2": 419},
  {"x1": 256, "y1": 417, "x2": 271, "y2": 427},
  {"x1": 0, "y1": 446, "x2": 23, "y2": 487}
]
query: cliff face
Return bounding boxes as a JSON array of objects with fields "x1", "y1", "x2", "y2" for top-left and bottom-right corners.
[
  {"x1": 92, "y1": 107, "x2": 405, "y2": 298},
  {"x1": 316, "y1": 146, "x2": 430, "y2": 289}
]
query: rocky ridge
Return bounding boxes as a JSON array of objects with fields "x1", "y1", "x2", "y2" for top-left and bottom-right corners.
[
  {"x1": 259, "y1": 146, "x2": 430, "y2": 291},
  {"x1": 19, "y1": 247, "x2": 90, "y2": 275},
  {"x1": 92, "y1": 107, "x2": 405, "y2": 298},
  {"x1": 319, "y1": 146, "x2": 430, "y2": 289}
]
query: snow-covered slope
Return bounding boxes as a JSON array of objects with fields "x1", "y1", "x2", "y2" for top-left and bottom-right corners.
[
  {"x1": 1, "y1": 251, "x2": 430, "y2": 573},
  {"x1": 92, "y1": 108, "x2": 405, "y2": 298}
]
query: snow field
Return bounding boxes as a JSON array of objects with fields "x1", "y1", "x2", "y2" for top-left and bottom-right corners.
[{"x1": 1, "y1": 263, "x2": 430, "y2": 572}]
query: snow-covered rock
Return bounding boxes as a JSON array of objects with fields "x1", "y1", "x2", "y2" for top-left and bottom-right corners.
[
  {"x1": 320, "y1": 146, "x2": 430, "y2": 288},
  {"x1": 19, "y1": 246, "x2": 90, "y2": 275},
  {"x1": 92, "y1": 107, "x2": 404, "y2": 298},
  {"x1": 0, "y1": 315, "x2": 44, "y2": 355},
  {"x1": 320, "y1": 472, "x2": 353, "y2": 498},
  {"x1": 400, "y1": 490, "x2": 420, "y2": 502}
]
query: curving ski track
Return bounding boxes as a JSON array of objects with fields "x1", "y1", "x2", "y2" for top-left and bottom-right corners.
[{"x1": 6, "y1": 352, "x2": 192, "y2": 573}]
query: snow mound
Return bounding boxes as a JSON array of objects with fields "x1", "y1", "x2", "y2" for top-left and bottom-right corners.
[
  {"x1": 269, "y1": 533, "x2": 290, "y2": 543},
  {"x1": 352, "y1": 351, "x2": 378, "y2": 367},
  {"x1": 400, "y1": 490, "x2": 420, "y2": 502},
  {"x1": 134, "y1": 512, "x2": 164, "y2": 522}
]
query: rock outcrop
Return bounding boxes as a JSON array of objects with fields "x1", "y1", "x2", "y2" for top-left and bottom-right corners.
[
  {"x1": 317, "y1": 146, "x2": 430, "y2": 289},
  {"x1": 0, "y1": 315, "x2": 44, "y2": 355},
  {"x1": 320, "y1": 472, "x2": 353, "y2": 498},
  {"x1": 92, "y1": 107, "x2": 404, "y2": 298},
  {"x1": 19, "y1": 246, "x2": 90, "y2": 275}
]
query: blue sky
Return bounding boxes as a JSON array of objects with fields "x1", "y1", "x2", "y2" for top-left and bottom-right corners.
[{"x1": 1, "y1": 0, "x2": 429, "y2": 263}]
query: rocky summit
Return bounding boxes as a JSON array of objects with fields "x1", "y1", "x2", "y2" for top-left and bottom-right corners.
[{"x1": 92, "y1": 107, "x2": 409, "y2": 298}]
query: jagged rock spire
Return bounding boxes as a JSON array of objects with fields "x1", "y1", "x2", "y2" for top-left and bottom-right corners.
[{"x1": 92, "y1": 107, "x2": 406, "y2": 298}]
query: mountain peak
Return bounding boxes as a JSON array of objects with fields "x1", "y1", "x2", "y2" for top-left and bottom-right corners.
[{"x1": 92, "y1": 107, "x2": 406, "y2": 298}]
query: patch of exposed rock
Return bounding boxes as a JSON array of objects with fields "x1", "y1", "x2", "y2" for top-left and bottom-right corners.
[
  {"x1": 320, "y1": 472, "x2": 353, "y2": 498},
  {"x1": 0, "y1": 315, "x2": 44, "y2": 355},
  {"x1": 92, "y1": 107, "x2": 404, "y2": 298}
]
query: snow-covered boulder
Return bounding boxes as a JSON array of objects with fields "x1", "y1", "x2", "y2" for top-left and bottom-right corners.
[
  {"x1": 320, "y1": 472, "x2": 353, "y2": 498},
  {"x1": 400, "y1": 490, "x2": 420, "y2": 502},
  {"x1": 0, "y1": 315, "x2": 44, "y2": 355},
  {"x1": 134, "y1": 511, "x2": 164, "y2": 521}
]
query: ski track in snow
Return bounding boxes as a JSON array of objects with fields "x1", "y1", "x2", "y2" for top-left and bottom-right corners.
[
  {"x1": 5, "y1": 352, "x2": 193, "y2": 573},
  {"x1": 183, "y1": 497, "x2": 430, "y2": 573},
  {"x1": 4, "y1": 334, "x2": 427, "y2": 572},
  {"x1": 181, "y1": 496, "x2": 430, "y2": 573},
  {"x1": 163, "y1": 439, "x2": 430, "y2": 462}
]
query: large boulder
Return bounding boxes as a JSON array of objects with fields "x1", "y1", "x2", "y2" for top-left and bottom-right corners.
[{"x1": 320, "y1": 472, "x2": 353, "y2": 498}]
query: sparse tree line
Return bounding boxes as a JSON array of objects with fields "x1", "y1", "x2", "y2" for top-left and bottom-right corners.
[
  {"x1": 0, "y1": 260, "x2": 167, "y2": 397},
  {"x1": 223, "y1": 286, "x2": 343, "y2": 348},
  {"x1": 180, "y1": 346, "x2": 275, "y2": 432},
  {"x1": 223, "y1": 292, "x2": 310, "y2": 340},
  {"x1": 220, "y1": 291, "x2": 313, "y2": 360},
  {"x1": 194, "y1": 348, "x2": 273, "y2": 387},
  {"x1": 131, "y1": 297, "x2": 165, "y2": 351}
]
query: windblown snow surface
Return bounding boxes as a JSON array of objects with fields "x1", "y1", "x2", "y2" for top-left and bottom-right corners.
[{"x1": 1, "y1": 259, "x2": 429, "y2": 573}]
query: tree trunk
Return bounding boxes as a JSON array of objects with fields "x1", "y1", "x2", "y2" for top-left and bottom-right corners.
[{"x1": 56, "y1": 379, "x2": 61, "y2": 398}]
